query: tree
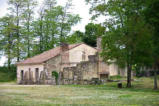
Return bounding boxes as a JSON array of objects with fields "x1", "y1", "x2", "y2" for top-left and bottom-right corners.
[
  {"x1": 82, "y1": 23, "x2": 105, "y2": 47},
  {"x1": 66, "y1": 31, "x2": 83, "y2": 44},
  {"x1": 8, "y1": 0, "x2": 26, "y2": 62},
  {"x1": 0, "y1": 16, "x2": 16, "y2": 70},
  {"x1": 32, "y1": 0, "x2": 81, "y2": 54},
  {"x1": 58, "y1": 0, "x2": 81, "y2": 43},
  {"x1": 42, "y1": 2, "x2": 60, "y2": 51},
  {"x1": 86, "y1": 0, "x2": 154, "y2": 87},
  {"x1": 22, "y1": 0, "x2": 37, "y2": 58},
  {"x1": 144, "y1": 0, "x2": 159, "y2": 89}
]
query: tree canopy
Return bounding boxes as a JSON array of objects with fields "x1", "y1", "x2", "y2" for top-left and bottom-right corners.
[{"x1": 86, "y1": 0, "x2": 155, "y2": 88}]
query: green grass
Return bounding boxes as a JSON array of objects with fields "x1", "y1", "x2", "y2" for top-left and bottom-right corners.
[{"x1": 0, "y1": 77, "x2": 159, "y2": 106}]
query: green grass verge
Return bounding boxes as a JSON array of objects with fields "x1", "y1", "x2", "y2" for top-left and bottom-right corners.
[{"x1": 0, "y1": 77, "x2": 159, "y2": 106}]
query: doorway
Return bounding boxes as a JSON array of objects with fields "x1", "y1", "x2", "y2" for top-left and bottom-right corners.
[
  {"x1": 21, "y1": 70, "x2": 24, "y2": 81},
  {"x1": 35, "y1": 68, "x2": 39, "y2": 82}
]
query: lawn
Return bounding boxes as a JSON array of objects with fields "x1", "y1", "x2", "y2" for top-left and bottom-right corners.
[{"x1": 0, "y1": 77, "x2": 159, "y2": 106}]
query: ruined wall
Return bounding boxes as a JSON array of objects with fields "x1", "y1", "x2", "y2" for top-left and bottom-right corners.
[
  {"x1": 44, "y1": 55, "x2": 61, "y2": 75},
  {"x1": 69, "y1": 44, "x2": 97, "y2": 64},
  {"x1": 60, "y1": 53, "x2": 127, "y2": 85},
  {"x1": 109, "y1": 64, "x2": 119, "y2": 76},
  {"x1": 45, "y1": 43, "x2": 98, "y2": 79},
  {"x1": 62, "y1": 61, "x2": 98, "y2": 85},
  {"x1": 108, "y1": 63, "x2": 127, "y2": 76},
  {"x1": 98, "y1": 61, "x2": 109, "y2": 75},
  {"x1": 17, "y1": 63, "x2": 56, "y2": 85},
  {"x1": 17, "y1": 64, "x2": 44, "y2": 84},
  {"x1": 61, "y1": 55, "x2": 99, "y2": 85}
]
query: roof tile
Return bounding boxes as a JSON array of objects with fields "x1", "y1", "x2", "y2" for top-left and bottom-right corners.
[{"x1": 17, "y1": 43, "x2": 83, "y2": 65}]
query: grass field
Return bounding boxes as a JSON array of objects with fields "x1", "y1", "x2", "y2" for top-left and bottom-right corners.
[{"x1": 0, "y1": 77, "x2": 159, "y2": 106}]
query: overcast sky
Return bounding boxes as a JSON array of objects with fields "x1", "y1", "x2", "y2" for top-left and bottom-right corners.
[{"x1": 0, "y1": 0, "x2": 93, "y2": 66}]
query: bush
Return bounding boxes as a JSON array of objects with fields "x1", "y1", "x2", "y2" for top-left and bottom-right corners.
[
  {"x1": 52, "y1": 71, "x2": 59, "y2": 84},
  {"x1": 0, "y1": 66, "x2": 16, "y2": 82}
]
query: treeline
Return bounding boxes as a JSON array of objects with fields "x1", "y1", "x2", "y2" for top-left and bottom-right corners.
[
  {"x1": 0, "y1": 0, "x2": 105, "y2": 69},
  {"x1": 0, "y1": 0, "x2": 80, "y2": 67},
  {"x1": 0, "y1": 0, "x2": 79, "y2": 69}
]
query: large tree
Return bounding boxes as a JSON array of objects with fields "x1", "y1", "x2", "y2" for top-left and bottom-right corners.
[
  {"x1": 144, "y1": 0, "x2": 159, "y2": 89},
  {"x1": 32, "y1": 0, "x2": 80, "y2": 54},
  {"x1": 22, "y1": 0, "x2": 37, "y2": 58},
  {"x1": 86, "y1": 0, "x2": 154, "y2": 87},
  {"x1": 58, "y1": 0, "x2": 81, "y2": 43},
  {"x1": 0, "y1": 16, "x2": 16, "y2": 69},
  {"x1": 66, "y1": 31, "x2": 84, "y2": 44},
  {"x1": 82, "y1": 23, "x2": 105, "y2": 47},
  {"x1": 8, "y1": 0, "x2": 26, "y2": 62}
]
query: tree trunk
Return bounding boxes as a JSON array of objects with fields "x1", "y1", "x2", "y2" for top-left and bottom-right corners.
[
  {"x1": 127, "y1": 64, "x2": 132, "y2": 88},
  {"x1": 7, "y1": 22, "x2": 12, "y2": 70},
  {"x1": 16, "y1": 5, "x2": 20, "y2": 62},
  {"x1": 154, "y1": 69, "x2": 158, "y2": 90},
  {"x1": 8, "y1": 33, "x2": 11, "y2": 71},
  {"x1": 39, "y1": 16, "x2": 43, "y2": 53}
]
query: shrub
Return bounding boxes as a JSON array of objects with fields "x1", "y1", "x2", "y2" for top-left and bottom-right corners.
[
  {"x1": 0, "y1": 65, "x2": 16, "y2": 82},
  {"x1": 52, "y1": 71, "x2": 59, "y2": 84}
]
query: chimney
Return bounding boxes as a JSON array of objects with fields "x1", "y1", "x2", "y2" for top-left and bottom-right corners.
[
  {"x1": 60, "y1": 43, "x2": 69, "y2": 52},
  {"x1": 97, "y1": 37, "x2": 102, "y2": 50}
]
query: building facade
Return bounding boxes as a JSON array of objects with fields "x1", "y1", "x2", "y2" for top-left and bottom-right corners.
[{"x1": 16, "y1": 39, "x2": 127, "y2": 85}]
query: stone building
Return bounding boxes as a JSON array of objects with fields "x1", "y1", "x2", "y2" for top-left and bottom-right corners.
[{"x1": 16, "y1": 38, "x2": 127, "y2": 85}]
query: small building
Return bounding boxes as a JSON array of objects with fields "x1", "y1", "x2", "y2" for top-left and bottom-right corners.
[{"x1": 16, "y1": 39, "x2": 127, "y2": 85}]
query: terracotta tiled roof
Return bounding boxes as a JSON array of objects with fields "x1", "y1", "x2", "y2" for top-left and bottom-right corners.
[{"x1": 17, "y1": 43, "x2": 83, "y2": 65}]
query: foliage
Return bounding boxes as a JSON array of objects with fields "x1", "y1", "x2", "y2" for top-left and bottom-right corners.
[
  {"x1": 66, "y1": 31, "x2": 83, "y2": 44},
  {"x1": 0, "y1": 66, "x2": 16, "y2": 82},
  {"x1": 86, "y1": 0, "x2": 154, "y2": 88},
  {"x1": 8, "y1": 0, "x2": 27, "y2": 62},
  {"x1": 144, "y1": 0, "x2": 159, "y2": 89},
  {"x1": 0, "y1": 0, "x2": 81, "y2": 67},
  {"x1": 52, "y1": 71, "x2": 59, "y2": 84},
  {"x1": 21, "y1": 0, "x2": 37, "y2": 58},
  {"x1": 0, "y1": 16, "x2": 17, "y2": 69},
  {"x1": 31, "y1": 0, "x2": 80, "y2": 53},
  {"x1": 82, "y1": 23, "x2": 105, "y2": 47}
]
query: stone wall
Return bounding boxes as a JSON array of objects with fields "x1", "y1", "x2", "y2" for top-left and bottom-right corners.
[
  {"x1": 17, "y1": 64, "x2": 44, "y2": 84},
  {"x1": 60, "y1": 53, "x2": 127, "y2": 85},
  {"x1": 20, "y1": 70, "x2": 56, "y2": 85},
  {"x1": 60, "y1": 54, "x2": 102, "y2": 85},
  {"x1": 69, "y1": 44, "x2": 97, "y2": 64},
  {"x1": 17, "y1": 42, "x2": 127, "y2": 85}
]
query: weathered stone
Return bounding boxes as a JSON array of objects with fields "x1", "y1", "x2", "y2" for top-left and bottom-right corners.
[{"x1": 17, "y1": 42, "x2": 127, "y2": 85}]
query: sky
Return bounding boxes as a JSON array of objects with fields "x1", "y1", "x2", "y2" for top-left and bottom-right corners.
[{"x1": 0, "y1": 0, "x2": 93, "y2": 66}]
